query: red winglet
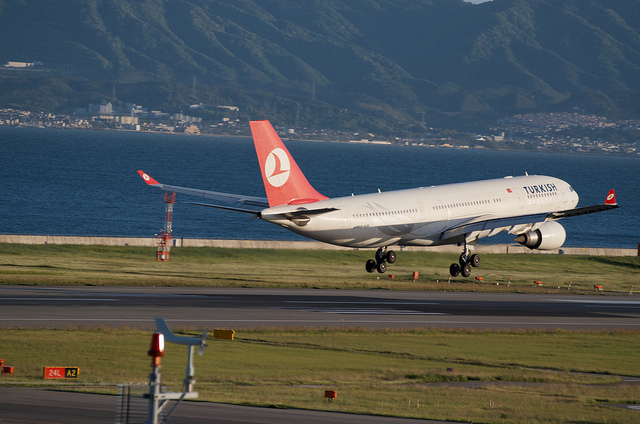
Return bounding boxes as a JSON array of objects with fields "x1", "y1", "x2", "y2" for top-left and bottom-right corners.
[
  {"x1": 137, "y1": 170, "x2": 160, "y2": 185},
  {"x1": 604, "y1": 189, "x2": 616, "y2": 205}
]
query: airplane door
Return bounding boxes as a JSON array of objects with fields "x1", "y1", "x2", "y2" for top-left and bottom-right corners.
[
  {"x1": 514, "y1": 187, "x2": 526, "y2": 208},
  {"x1": 339, "y1": 206, "x2": 351, "y2": 228},
  {"x1": 561, "y1": 187, "x2": 569, "y2": 205}
]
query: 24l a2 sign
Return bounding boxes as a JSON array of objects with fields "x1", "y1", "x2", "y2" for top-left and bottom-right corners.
[{"x1": 43, "y1": 367, "x2": 80, "y2": 379}]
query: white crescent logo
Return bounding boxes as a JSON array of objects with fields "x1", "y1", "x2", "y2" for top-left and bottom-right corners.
[{"x1": 265, "y1": 148, "x2": 290, "y2": 187}]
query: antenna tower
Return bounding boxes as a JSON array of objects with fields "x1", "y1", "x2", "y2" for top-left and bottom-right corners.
[{"x1": 157, "y1": 191, "x2": 175, "y2": 261}]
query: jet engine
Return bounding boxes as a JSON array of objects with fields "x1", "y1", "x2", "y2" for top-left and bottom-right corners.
[{"x1": 514, "y1": 221, "x2": 566, "y2": 250}]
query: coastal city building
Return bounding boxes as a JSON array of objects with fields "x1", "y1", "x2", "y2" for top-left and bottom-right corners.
[{"x1": 0, "y1": 107, "x2": 637, "y2": 156}]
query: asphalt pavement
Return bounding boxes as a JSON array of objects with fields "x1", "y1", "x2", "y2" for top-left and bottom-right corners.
[
  {"x1": 2, "y1": 286, "x2": 639, "y2": 423},
  {"x1": 1, "y1": 286, "x2": 639, "y2": 330}
]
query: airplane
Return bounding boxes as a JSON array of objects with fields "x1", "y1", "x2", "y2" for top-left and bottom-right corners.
[{"x1": 138, "y1": 119, "x2": 619, "y2": 277}]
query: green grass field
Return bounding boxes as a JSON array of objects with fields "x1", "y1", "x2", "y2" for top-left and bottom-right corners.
[
  {"x1": 1, "y1": 327, "x2": 639, "y2": 423},
  {"x1": 1, "y1": 243, "x2": 639, "y2": 422},
  {"x1": 0, "y1": 243, "x2": 638, "y2": 293}
]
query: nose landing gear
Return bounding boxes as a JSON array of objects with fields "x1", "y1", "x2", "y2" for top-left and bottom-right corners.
[{"x1": 365, "y1": 247, "x2": 396, "y2": 273}]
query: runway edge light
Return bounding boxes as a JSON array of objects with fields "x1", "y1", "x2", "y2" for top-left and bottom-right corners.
[
  {"x1": 145, "y1": 319, "x2": 203, "y2": 424},
  {"x1": 148, "y1": 332, "x2": 165, "y2": 367}
]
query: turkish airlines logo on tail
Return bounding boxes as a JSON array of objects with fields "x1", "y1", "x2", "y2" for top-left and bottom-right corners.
[
  {"x1": 265, "y1": 148, "x2": 290, "y2": 187},
  {"x1": 605, "y1": 190, "x2": 616, "y2": 204}
]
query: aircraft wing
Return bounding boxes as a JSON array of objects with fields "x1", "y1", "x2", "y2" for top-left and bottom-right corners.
[
  {"x1": 440, "y1": 213, "x2": 549, "y2": 242},
  {"x1": 548, "y1": 189, "x2": 619, "y2": 218},
  {"x1": 441, "y1": 189, "x2": 618, "y2": 242},
  {"x1": 548, "y1": 204, "x2": 619, "y2": 219},
  {"x1": 137, "y1": 170, "x2": 268, "y2": 214}
]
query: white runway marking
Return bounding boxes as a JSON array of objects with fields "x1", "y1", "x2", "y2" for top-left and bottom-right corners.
[
  {"x1": 549, "y1": 299, "x2": 640, "y2": 305},
  {"x1": 0, "y1": 298, "x2": 117, "y2": 301},
  {"x1": 286, "y1": 301, "x2": 439, "y2": 305},
  {"x1": 282, "y1": 300, "x2": 442, "y2": 315},
  {"x1": 281, "y1": 307, "x2": 444, "y2": 315}
]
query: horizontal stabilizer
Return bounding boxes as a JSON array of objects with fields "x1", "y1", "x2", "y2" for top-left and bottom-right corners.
[
  {"x1": 261, "y1": 207, "x2": 339, "y2": 220},
  {"x1": 187, "y1": 202, "x2": 261, "y2": 215},
  {"x1": 260, "y1": 207, "x2": 339, "y2": 227},
  {"x1": 287, "y1": 207, "x2": 339, "y2": 217}
]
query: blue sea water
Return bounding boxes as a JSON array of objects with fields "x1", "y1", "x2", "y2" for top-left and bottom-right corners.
[{"x1": 1, "y1": 126, "x2": 638, "y2": 248}]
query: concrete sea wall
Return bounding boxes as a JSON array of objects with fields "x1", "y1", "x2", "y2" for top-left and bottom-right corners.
[{"x1": 0, "y1": 235, "x2": 636, "y2": 256}]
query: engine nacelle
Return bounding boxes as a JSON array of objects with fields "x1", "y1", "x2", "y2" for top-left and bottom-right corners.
[{"x1": 514, "y1": 221, "x2": 566, "y2": 250}]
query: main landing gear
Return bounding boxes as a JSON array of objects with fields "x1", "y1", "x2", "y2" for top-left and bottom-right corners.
[
  {"x1": 365, "y1": 247, "x2": 396, "y2": 274},
  {"x1": 449, "y1": 244, "x2": 480, "y2": 277}
]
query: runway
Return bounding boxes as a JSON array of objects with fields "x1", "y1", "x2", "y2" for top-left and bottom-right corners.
[
  {"x1": 2, "y1": 286, "x2": 639, "y2": 423},
  {"x1": 1, "y1": 285, "x2": 639, "y2": 330},
  {"x1": 0, "y1": 387, "x2": 449, "y2": 424}
]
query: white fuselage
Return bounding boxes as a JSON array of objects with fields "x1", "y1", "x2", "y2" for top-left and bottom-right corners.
[{"x1": 259, "y1": 175, "x2": 579, "y2": 248}]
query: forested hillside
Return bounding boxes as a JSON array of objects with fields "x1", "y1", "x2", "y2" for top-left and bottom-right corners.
[{"x1": 1, "y1": 0, "x2": 639, "y2": 131}]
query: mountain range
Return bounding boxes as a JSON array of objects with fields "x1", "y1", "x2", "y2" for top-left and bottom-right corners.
[{"x1": 1, "y1": 0, "x2": 640, "y2": 133}]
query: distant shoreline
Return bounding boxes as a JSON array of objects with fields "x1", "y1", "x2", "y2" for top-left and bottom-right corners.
[{"x1": 2, "y1": 122, "x2": 638, "y2": 157}]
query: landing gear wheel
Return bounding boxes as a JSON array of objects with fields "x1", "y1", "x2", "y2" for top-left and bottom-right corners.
[
  {"x1": 386, "y1": 250, "x2": 396, "y2": 264},
  {"x1": 365, "y1": 259, "x2": 376, "y2": 273},
  {"x1": 366, "y1": 247, "x2": 393, "y2": 274},
  {"x1": 375, "y1": 248, "x2": 386, "y2": 263},
  {"x1": 451, "y1": 236, "x2": 476, "y2": 277},
  {"x1": 461, "y1": 263, "x2": 472, "y2": 277}
]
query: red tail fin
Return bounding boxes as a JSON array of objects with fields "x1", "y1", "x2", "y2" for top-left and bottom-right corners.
[{"x1": 250, "y1": 120, "x2": 328, "y2": 207}]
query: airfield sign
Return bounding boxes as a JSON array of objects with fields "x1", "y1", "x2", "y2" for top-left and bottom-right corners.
[{"x1": 43, "y1": 367, "x2": 79, "y2": 379}]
